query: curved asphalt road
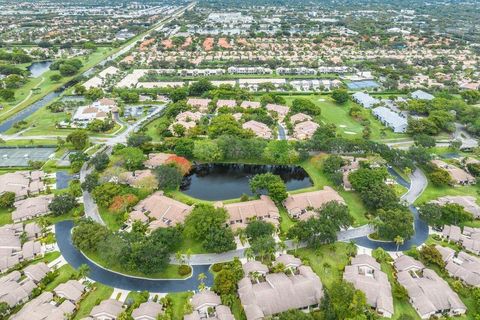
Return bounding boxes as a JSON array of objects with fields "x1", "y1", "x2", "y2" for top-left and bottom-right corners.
[
  {"x1": 55, "y1": 167, "x2": 429, "y2": 291},
  {"x1": 55, "y1": 220, "x2": 213, "y2": 292}
]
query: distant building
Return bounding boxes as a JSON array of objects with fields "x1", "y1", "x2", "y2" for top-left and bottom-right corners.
[
  {"x1": 372, "y1": 106, "x2": 408, "y2": 133},
  {"x1": 352, "y1": 92, "x2": 379, "y2": 109},
  {"x1": 292, "y1": 120, "x2": 320, "y2": 140},
  {"x1": 242, "y1": 120, "x2": 272, "y2": 139},
  {"x1": 431, "y1": 160, "x2": 476, "y2": 185},
  {"x1": 436, "y1": 245, "x2": 480, "y2": 287},
  {"x1": 410, "y1": 90, "x2": 435, "y2": 101}
]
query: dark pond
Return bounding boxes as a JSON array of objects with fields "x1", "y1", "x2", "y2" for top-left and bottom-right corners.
[
  {"x1": 28, "y1": 61, "x2": 52, "y2": 78},
  {"x1": 180, "y1": 163, "x2": 313, "y2": 201}
]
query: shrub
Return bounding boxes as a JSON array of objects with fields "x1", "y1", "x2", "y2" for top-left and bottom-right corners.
[
  {"x1": 211, "y1": 263, "x2": 224, "y2": 273},
  {"x1": 178, "y1": 265, "x2": 191, "y2": 276}
]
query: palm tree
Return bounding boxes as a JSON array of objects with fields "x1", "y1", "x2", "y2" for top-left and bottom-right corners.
[
  {"x1": 394, "y1": 235, "x2": 404, "y2": 252},
  {"x1": 185, "y1": 249, "x2": 192, "y2": 266},
  {"x1": 36, "y1": 216, "x2": 49, "y2": 234},
  {"x1": 292, "y1": 237, "x2": 300, "y2": 253},
  {"x1": 244, "y1": 247, "x2": 255, "y2": 261},
  {"x1": 197, "y1": 273, "x2": 207, "y2": 291},
  {"x1": 277, "y1": 240, "x2": 287, "y2": 253},
  {"x1": 175, "y1": 251, "x2": 185, "y2": 265},
  {"x1": 238, "y1": 229, "x2": 247, "y2": 246},
  {"x1": 76, "y1": 264, "x2": 90, "y2": 280}
]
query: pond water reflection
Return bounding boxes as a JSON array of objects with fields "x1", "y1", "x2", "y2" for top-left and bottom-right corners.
[{"x1": 180, "y1": 163, "x2": 312, "y2": 201}]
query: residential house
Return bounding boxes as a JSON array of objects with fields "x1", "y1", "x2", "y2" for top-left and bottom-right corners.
[
  {"x1": 240, "y1": 101, "x2": 261, "y2": 109},
  {"x1": 283, "y1": 187, "x2": 345, "y2": 221},
  {"x1": 119, "y1": 170, "x2": 157, "y2": 188},
  {"x1": 266, "y1": 103, "x2": 289, "y2": 121},
  {"x1": 132, "y1": 301, "x2": 164, "y2": 320},
  {"x1": 129, "y1": 191, "x2": 193, "y2": 231},
  {"x1": 292, "y1": 120, "x2": 319, "y2": 140},
  {"x1": 431, "y1": 160, "x2": 476, "y2": 185},
  {"x1": 184, "y1": 290, "x2": 234, "y2": 320},
  {"x1": 394, "y1": 255, "x2": 466, "y2": 319},
  {"x1": 22, "y1": 240, "x2": 42, "y2": 260},
  {"x1": 290, "y1": 113, "x2": 312, "y2": 124},
  {"x1": 343, "y1": 254, "x2": 394, "y2": 318},
  {"x1": 352, "y1": 92, "x2": 379, "y2": 109},
  {"x1": 238, "y1": 255, "x2": 323, "y2": 320},
  {"x1": 144, "y1": 153, "x2": 174, "y2": 169},
  {"x1": 187, "y1": 98, "x2": 211, "y2": 112},
  {"x1": 436, "y1": 245, "x2": 480, "y2": 287},
  {"x1": 431, "y1": 195, "x2": 480, "y2": 219},
  {"x1": 0, "y1": 171, "x2": 45, "y2": 200},
  {"x1": 54, "y1": 280, "x2": 85, "y2": 303},
  {"x1": 410, "y1": 90, "x2": 434, "y2": 101},
  {"x1": 341, "y1": 156, "x2": 368, "y2": 190},
  {"x1": 219, "y1": 195, "x2": 280, "y2": 230},
  {"x1": 217, "y1": 99, "x2": 237, "y2": 108},
  {"x1": 0, "y1": 271, "x2": 37, "y2": 308},
  {"x1": 372, "y1": 107, "x2": 408, "y2": 133},
  {"x1": 90, "y1": 299, "x2": 124, "y2": 320},
  {"x1": 12, "y1": 194, "x2": 54, "y2": 222},
  {"x1": 442, "y1": 225, "x2": 480, "y2": 255},
  {"x1": 11, "y1": 291, "x2": 76, "y2": 320},
  {"x1": 23, "y1": 262, "x2": 50, "y2": 283},
  {"x1": 242, "y1": 120, "x2": 273, "y2": 139}
]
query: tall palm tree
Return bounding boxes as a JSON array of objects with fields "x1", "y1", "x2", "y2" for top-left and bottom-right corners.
[
  {"x1": 76, "y1": 264, "x2": 90, "y2": 280},
  {"x1": 185, "y1": 248, "x2": 192, "y2": 266},
  {"x1": 244, "y1": 247, "x2": 255, "y2": 261},
  {"x1": 394, "y1": 235, "x2": 404, "y2": 252},
  {"x1": 197, "y1": 273, "x2": 207, "y2": 291},
  {"x1": 277, "y1": 240, "x2": 287, "y2": 253},
  {"x1": 175, "y1": 251, "x2": 185, "y2": 265},
  {"x1": 238, "y1": 229, "x2": 247, "y2": 246}
]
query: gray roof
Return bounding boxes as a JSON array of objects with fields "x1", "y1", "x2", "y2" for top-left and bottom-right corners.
[
  {"x1": 343, "y1": 254, "x2": 394, "y2": 317},
  {"x1": 352, "y1": 92, "x2": 379, "y2": 108},
  {"x1": 23, "y1": 262, "x2": 50, "y2": 283},
  {"x1": 90, "y1": 299, "x2": 124, "y2": 319},
  {"x1": 132, "y1": 301, "x2": 163, "y2": 320},
  {"x1": 395, "y1": 256, "x2": 466, "y2": 318},
  {"x1": 54, "y1": 280, "x2": 85, "y2": 302},
  {"x1": 411, "y1": 90, "x2": 434, "y2": 100},
  {"x1": 372, "y1": 106, "x2": 408, "y2": 133},
  {"x1": 442, "y1": 249, "x2": 480, "y2": 287},
  {"x1": 238, "y1": 260, "x2": 323, "y2": 319},
  {"x1": 11, "y1": 291, "x2": 76, "y2": 320}
]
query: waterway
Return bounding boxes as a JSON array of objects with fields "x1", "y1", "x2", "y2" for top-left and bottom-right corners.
[{"x1": 28, "y1": 61, "x2": 53, "y2": 78}]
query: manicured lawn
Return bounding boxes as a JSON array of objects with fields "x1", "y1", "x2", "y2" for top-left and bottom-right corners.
[
  {"x1": 73, "y1": 282, "x2": 114, "y2": 320},
  {"x1": 278, "y1": 206, "x2": 295, "y2": 235},
  {"x1": 45, "y1": 264, "x2": 77, "y2": 291},
  {"x1": 293, "y1": 243, "x2": 351, "y2": 289},
  {"x1": 83, "y1": 250, "x2": 191, "y2": 279},
  {"x1": 281, "y1": 95, "x2": 404, "y2": 141},
  {"x1": 167, "y1": 292, "x2": 193, "y2": 320},
  {"x1": 414, "y1": 180, "x2": 479, "y2": 205},
  {"x1": 301, "y1": 155, "x2": 370, "y2": 226},
  {"x1": 0, "y1": 207, "x2": 13, "y2": 226},
  {"x1": 98, "y1": 206, "x2": 125, "y2": 231},
  {"x1": 177, "y1": 234, "x2": 208, "y2": 254}
]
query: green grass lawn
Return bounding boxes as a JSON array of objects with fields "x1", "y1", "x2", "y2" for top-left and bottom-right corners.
[
  {"x1": 281, "y1": 95, "x2": 404, "y2": 141},
  {"x1": 73, "y1": 283, "x2": 114, "y2": 320},
  {"x1": 0, "y1": 207, "x2": 13, "y2": 226},
  {"x1": 301, "y1": 155, "x2": 370, "y2": 226},
  {"x1": 293, "y1": 243, "x2": 351, "y2": 289},
  {"x1": 177, "y1": 233, "x2": 208, "y2": 254},
  {"x1": 167, "y1": 292, "x2": 193, "y2": 320},
  {"x1": 83, "y1": 250, "x2": 191, "y2": 279},
  {"x1": 45, "y1": 264, "x2": 77, "y2": 291},
  {"x1": 98, "y1": 207, "x2": 125, "y2": 231},
  {"x1": 414, "y1": 180, "x2": 479, "y2": 205}
]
